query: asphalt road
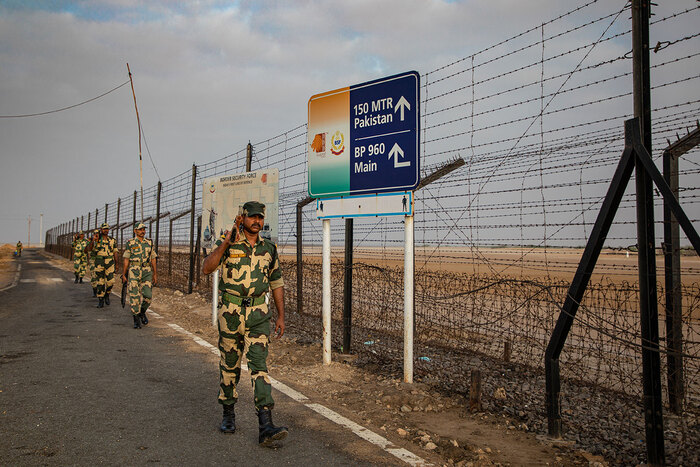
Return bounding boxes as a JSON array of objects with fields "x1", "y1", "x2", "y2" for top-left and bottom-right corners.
[{"x1": 0, "y1": 250, "x2": 405, "y2": 466}]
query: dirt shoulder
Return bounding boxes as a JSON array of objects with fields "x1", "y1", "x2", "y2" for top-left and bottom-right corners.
[
  {"x1": 0, "y1": 244, "x2": 20, "y2": 289},
  {"x1": 39, "y1": 249, "x2": 594, "y2": 466}
]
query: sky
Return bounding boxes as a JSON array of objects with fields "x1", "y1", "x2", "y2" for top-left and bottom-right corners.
[{"x1": 0, "y1": 0, "x2": 697, "y2": 245}]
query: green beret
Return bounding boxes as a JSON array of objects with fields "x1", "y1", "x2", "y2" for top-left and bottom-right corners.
[
  {"x1": 134, "y1": 222, "x2": 146, "y2": 230},
  {"x1": 100, "y1": 222, "x2": 110, "y2": 229}
]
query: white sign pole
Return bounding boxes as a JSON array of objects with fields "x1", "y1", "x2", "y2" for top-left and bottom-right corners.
[
  {"x1": 403, "y1": 213, "x2": 414, "y2": 383},
  {"x1": 212, "y1": 269, "x2": 219, "y2": 327},
  {"x1": 322, "y1": 218, "x2": 332, "y2": 365}
]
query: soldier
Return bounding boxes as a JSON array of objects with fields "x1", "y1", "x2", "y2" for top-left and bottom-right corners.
[
  {"x1": 71, "y1": 231, "x2": 89, "y2": 283},
  {"x1": 88, "y1": 230, "x2": 99, "y2": 297},
  {"x1": 202, "y1": 201, "x2": 288, "y2": 445},
  {"x1": 89, "y1": 222, "x2": 118, "y2": 308},
  {"x1": 121, "y1": 222, "x2": 158, "y2": 329},
  {"x1": 15, "y1": 241, "x2": 22, "y2": 256}
]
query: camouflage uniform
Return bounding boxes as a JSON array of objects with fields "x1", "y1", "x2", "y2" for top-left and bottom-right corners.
[
  {"x1": 72, "y1": 236, "x2": 89, "y2": 278},
  {"x1": 215, "y1": 234, "x2": 284, "y2": 410},
  {"x1": 16, "y1": 241, "x2": 22, "y2": 256},
  {"x1": 89, "y1": 232, "x2": 98, "y2": 292},
  {"x1": 123, "y1": 236, "x2": 157, "y2": 316},
  {"x1": 93, "y1": 231, "x2": 117, "y2": 298}
]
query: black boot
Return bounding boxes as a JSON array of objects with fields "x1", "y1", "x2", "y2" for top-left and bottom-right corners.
[
  {"x1": 104, "y1": 293, "x2": 110, "y2": 305},
  {"x1": 133, "y1": 314, "x2": 141, "y2": 329},
  {"x1": 79, "y1": 277, "x2": 83, "y2": 284},
  {"x1": 97, "y1": 298, "x2": 104, "y2": 308},
  {"x1": 92, "y1": 287, "x2": 97, "y2": 297},
  {"x1": 220, "y1": 404, "x2": 236, "y2": 433},
  {"x1": 257, "y1": 408, "x2": 288, "y2": 445},
  {"x1": 74, "y1": 274, "x2": 79, "y2": 283},
  {"x1": 139, "y1": 309, "x2": 149, "y2": 325}
]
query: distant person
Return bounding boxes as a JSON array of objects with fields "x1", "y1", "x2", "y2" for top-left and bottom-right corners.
[
  {"x1": 121, "y1": 222, "x2": 157, "y2": 329},
  {"x1": 89, "y1": 223, "x2": 118, "y2": 308},
  {"x1": 71, "y1": 231, "x2": 89, "y2": 283},
  {"x1": 88, "y1": 230, "x2": 99, "y2": 297},
  {"x1": 202, "y1": 200, "x2": 288, "y2": 445},
  {"x1": 15, "y1": 241, "x2": 22, "y2": 256}
]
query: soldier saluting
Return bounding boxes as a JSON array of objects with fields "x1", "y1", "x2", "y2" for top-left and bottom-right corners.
[
  {"x1": 202, "y1": 201, "x2": 288, "y2": 445},
  {"x1": 121, "y1": 222, "x2": 158, "y2": 329},
  {"x1": 88, "y1": 223, "x2": 118, "y2": 308},
  {"x1": 71, "y1": 231, "x2": 89, "y2": 283}
]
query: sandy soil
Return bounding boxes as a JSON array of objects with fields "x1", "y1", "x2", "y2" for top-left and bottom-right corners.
[
  {"x1": 34, "y1": 249, "x2": 595, "y2": 466},
  {"x1": 0, "y1": 244, "x2": 20, "y2": 289}
]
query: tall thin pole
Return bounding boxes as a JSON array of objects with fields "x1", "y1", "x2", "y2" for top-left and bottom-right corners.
[
  {"x1": 632, "y1": 1, "x2": 664, "y2": 464},
  {"x1": 127, "y1": 63, "x2": 144, "y2": 222},
  {"x1": 39, "y1": 213, "x2": 43, "y2": 247},
  {"x1": 27, "y1": 215, "x2": 31, "y2": 247}
]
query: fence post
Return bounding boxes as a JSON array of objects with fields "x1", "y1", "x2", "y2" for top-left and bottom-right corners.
[
  {"x1": 115, "y1": 198, "x2": 121, "y2": 246},
  {"x1": 95, "y1": 209, "x2": 98, "y2": 229},
  {"x1": 188, "y1": 164, "x2": 197, "y2": 294},
  {"x1": 342, "y1": 218, "x2": 353, "y2": 353},
  {"x1": 169, "y1": 217, "x2": 174, "y2": 279},
  {"x1": 195, "y1": 215, "x2": 202, "y2": 288},
  {"x1": 246, "y1": 142, "x2": 253, "y2": 172},
  {"x1": 155, "y1": 181, "x2": 162, "y2": 255},
  {"x1": 104, "y1": 203, "x2": 109, "y2": 224},
  {"x1": 296, "y1": 204, "x2": 303, "y2": 314}
]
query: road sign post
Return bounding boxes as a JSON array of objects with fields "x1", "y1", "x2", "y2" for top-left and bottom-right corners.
[{"x1": 309, "y1": 72, "x2": 420, "y2": 377}]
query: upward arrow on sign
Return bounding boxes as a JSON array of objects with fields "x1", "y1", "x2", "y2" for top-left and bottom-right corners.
[
  {"x1": 388, "y1": 143, "x2": 411, "y2": 168},
  {"x1": 394, "y1": 96, "x2": 410, "y2": 121}
]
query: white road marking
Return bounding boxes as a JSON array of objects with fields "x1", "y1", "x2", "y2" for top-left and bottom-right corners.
[
  {"x1": 0, "y1": 264, "x2": 22, "y2": 292},
  {"x1": 50, "y1": 278, "x2": 63, "y2": 282},
  {"x1": 160, "y1": 309, "x2": 429, "y2": 466},
  {"x1": 20, "y1": 278, "x2": 36, "y2": 283}
]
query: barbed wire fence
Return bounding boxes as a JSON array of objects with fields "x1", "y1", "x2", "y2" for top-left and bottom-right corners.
[{"x1": 45, "y1": 1, "x2": 699, "y2": 464}]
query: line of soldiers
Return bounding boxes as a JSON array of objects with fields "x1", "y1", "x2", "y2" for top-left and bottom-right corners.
[{"x1": 72, "y1": 222, "x2": 157, "y2": 329}]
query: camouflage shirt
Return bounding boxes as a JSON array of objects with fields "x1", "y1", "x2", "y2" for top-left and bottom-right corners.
[
  {"x1": 215, "y1": 235, "x2": 283, "y2": 297},
  {"x1": 72, "y1": 238, "x2": 89, "y2": 257},
  {"x1": 93, "y1": 235, "x2": 117, "y2": 257},
  {"x1": 123, "y1": 237, "x2": 157, "y2": 267}
]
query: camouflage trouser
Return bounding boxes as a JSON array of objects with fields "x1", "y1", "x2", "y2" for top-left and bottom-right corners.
[
  {"x1": 89, "y1": 256, "x2": 98, "y2": 288},
  {"x1": 94, "y1": 256, "x2": 115, "y2": 298},
  {"x1": 73, "y1": 254, "x2": 88, "y2": 277},
  {"x1": 217, "y1": 298, "x2": 273, "y2": 409},
  {"x1": 127, "y1": 266, "x2": 152, "y2": 316}
]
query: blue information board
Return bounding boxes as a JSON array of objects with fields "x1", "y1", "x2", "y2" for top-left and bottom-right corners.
[{"x1": 308, "y1": 71, "x2": 420, "y2": 197}]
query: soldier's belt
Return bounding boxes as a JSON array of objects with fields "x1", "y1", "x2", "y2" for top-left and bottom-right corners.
[{"x1": 222, "y1": 292, "x2": 266, "y2": 307}]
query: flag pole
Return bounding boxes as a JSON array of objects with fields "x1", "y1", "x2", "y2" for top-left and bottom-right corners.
[{"x1": 127, "y1": 63, "x2": 144, "y2": 222}]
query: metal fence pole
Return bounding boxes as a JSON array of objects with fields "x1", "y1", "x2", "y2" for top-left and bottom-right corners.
[
  {"x1": 246, "y1": 142, "x2": 253, "y2": 172},
  {"x1": 169, "y1": 218, "x2": 174, "y2": 279},
  {"x1": 632, "y1": 1, "x2": 664, "y2": 463},
  {"x1": 155, "y1": 181, "x2": 162, "y2": 255},
  {"x1": 195, "y1": 215, "x2": 202, "y2": 288},
  {"x1": 343, "y1": 218, "x2": 353, "y2": 353},
  {"x1": 115, "y1": 198, "x2": 121, "y2": 244},
  {"x1": 104, "y1": 203, "x2": 108, "y2": 224},
  {"x1": 188, "y1": 164, "x2": 197, "y2": 294},
  {"x1": 296, "y1": 204, "x2": 303, "y2": 314},
  {"x1": 95, "y1": 209, "x2": 98, "y2": 229}
]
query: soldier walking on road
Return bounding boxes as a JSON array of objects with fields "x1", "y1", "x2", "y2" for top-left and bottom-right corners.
[
  {"x1": 202, "y1": 201, "x2": 288, "y2": 446},
  {"x1": 121, "y1": 222, "x2": 158, "y2": 329},
  {"x1": 88, "y1": 230, "x2": 99, "y2": 297},
  {"x1": 89, "y1": 223, "x2": 118, "y2": 308},
  {"x1": 15, "y1": 241, "x2": 22, "y2": 256},
  {"x1": 71, "y1": 231, "x2": 89, "y2": 283}
]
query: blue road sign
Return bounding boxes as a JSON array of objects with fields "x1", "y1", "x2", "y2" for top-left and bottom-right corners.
[{"x1": 308, "y1": 71, "x2": 420, "y2": 197}]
